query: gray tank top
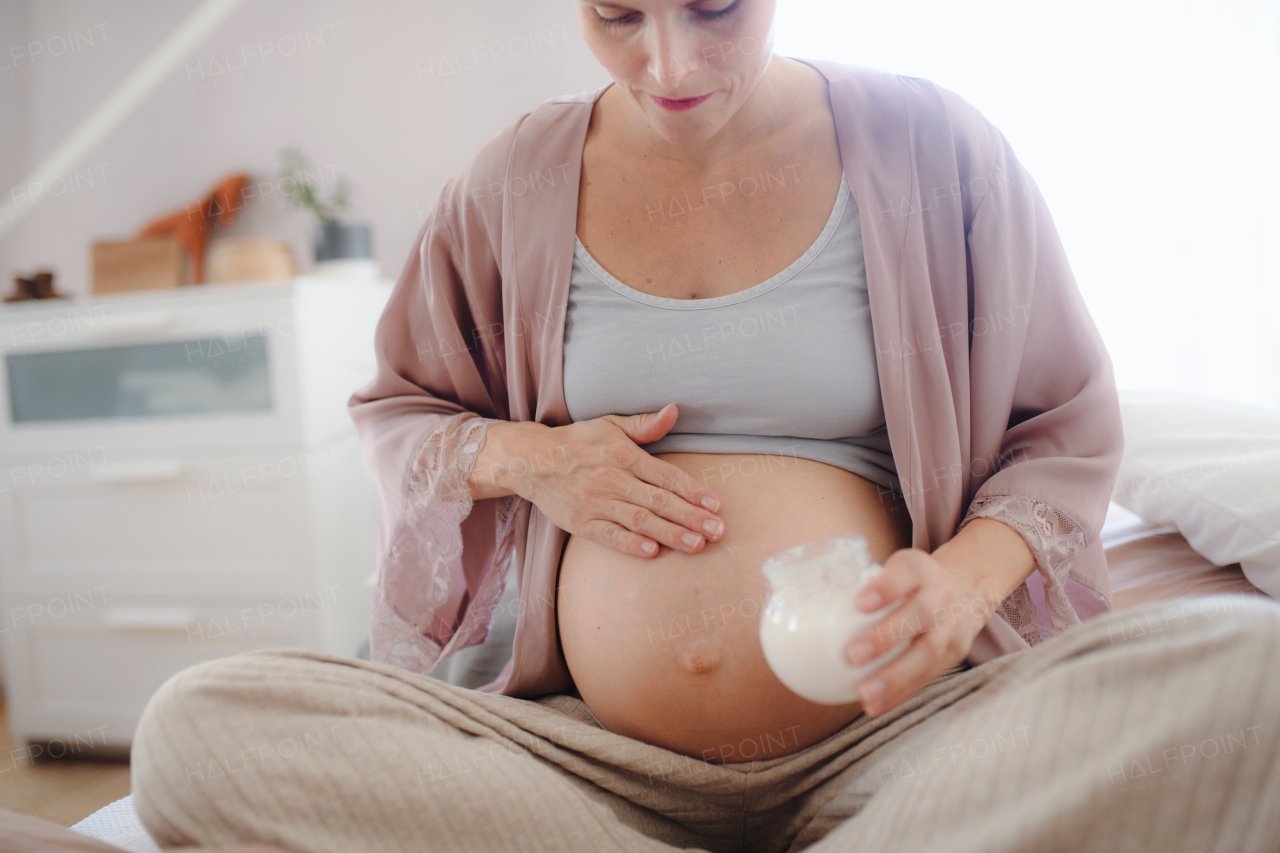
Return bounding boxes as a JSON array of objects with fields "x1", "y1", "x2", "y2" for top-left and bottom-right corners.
[{"x1": 562, "y1": 174, "x2": 900, "y2": 495}]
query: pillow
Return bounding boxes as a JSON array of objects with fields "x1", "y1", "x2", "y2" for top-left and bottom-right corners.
[{"x1": 1111, "y1": 390, "x2": 1280, "y2": 599}]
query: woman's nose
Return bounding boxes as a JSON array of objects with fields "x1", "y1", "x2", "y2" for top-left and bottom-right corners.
[{"x1": 645, "y1": 24, "x2": 704, "y2": 91}]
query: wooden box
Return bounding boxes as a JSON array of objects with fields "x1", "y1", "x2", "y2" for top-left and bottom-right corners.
[
  {"x1": 91, "y1": 238, "x2": 184, "y2": 294},
  {"x1": 205, "y1": 238, "x2": 297, "y2": 284}
]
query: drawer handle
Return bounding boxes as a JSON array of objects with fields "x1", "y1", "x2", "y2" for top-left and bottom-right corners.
[
  {"x1": 103, "y1": 607, "x2": 195, "y2": 631},
  {"x1": 90, "y1": 461, "x2": 186, "y2": 484}
]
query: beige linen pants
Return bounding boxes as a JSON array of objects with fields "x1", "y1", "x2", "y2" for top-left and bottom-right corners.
[{"x1": 132, "y1": 594, "x2": 1280, "y2": 853}]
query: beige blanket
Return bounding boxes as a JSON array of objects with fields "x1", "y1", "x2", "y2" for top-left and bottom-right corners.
[{"x1": 110, "y1": 594, "x2": 1280, "y2": 853}]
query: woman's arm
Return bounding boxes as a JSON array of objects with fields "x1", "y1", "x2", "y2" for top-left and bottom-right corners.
[
  {"x1": 466, "y1": 420, "x2": 539, "y2": 502},
  {"x1": 932, "y1": 518, "x2": 1037, "y2": 612},
  {"x1": 347, "y1": 117, "x2": 526, "y2": 677},
  {"x1": 839, "y1": 80, "x2": 1122, "y2": 713},
  {"x1": 954, "y1": 114, "x2": 1122, "y2": 644}
]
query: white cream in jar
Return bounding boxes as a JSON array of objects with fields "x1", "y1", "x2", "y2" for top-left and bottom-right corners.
[{"x1": 759, "y1": 533, "x2": 908, "y2": 705}]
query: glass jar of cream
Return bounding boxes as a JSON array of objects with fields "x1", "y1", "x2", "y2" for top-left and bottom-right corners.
[{"x1": 759, "y1": 533, "x2": 909, "y2": 705}]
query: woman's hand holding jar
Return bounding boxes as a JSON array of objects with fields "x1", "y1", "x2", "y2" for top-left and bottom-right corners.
[{"x1": 843, "y1": 518, "x2": 1037, "y2": 716}]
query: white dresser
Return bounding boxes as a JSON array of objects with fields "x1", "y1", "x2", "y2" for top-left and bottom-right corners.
[{"x1": 0, "y1": 277, "x2": 393, "y2": 748}]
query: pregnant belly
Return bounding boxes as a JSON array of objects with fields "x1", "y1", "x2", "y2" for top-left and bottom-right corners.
[{"x1": 556, "y1": 452, "x2": 912, "y2": 763}]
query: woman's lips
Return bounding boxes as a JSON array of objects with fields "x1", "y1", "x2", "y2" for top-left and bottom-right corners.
[{"x1": 648, "y1": 92, "x2": 712, "y2": 112}]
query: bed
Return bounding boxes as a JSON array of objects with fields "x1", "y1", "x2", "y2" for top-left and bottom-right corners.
[{"x1": 58, "y1": 391, "x2": 1280, "y2": 851}]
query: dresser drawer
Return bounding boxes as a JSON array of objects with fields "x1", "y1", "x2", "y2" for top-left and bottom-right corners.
[
  {"x1": 0, "y1": 452, "x2": 324, "y2": 598},
  {"x1": 0, "y1": 291, "x2": 306, "y2": 455},
  {"x1": 2, "y1": 598, "x2": 320, "y2": 746}
]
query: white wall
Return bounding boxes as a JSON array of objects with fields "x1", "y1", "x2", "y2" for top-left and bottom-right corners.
[
  {"x1": 0, "y1": 2, "x2": 33, "y2": 196},
  {"x1": 0, "y1": 0, "x2": 611, "y2": 293},
  {"x1": 775, "y1": 0, "x2": 1280, "y2": 413}
]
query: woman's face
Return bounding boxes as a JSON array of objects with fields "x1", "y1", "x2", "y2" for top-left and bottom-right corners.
[{"x1": 576, "y1": 0, "x2": 778, "y2": 147}]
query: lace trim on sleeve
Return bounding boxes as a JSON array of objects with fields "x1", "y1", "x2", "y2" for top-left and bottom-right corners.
[
  {"x1": 959, "y1": 494, "x2": 1089, "y2": 646},
  {"x1": 370, "y1": 412, "x2": 523, "y2": 675}
]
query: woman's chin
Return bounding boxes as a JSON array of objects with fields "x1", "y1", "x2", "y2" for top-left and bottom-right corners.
[
  {"x1": 648, "y1": 118, "x2": 731, "y2": 149},
  {"x1": 627, "y1": 95, "x2": 730, "y2": 144}
]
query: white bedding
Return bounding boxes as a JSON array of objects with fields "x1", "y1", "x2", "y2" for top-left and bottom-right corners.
[
  {"x1": 1102, "y1": 502, "x2": 1264, "y2": 609},
  {"x1": 70, "y1": 795, "x2": 159, "y2": 852}
]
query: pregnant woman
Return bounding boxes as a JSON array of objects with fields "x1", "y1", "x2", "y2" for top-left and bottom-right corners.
[{"x1": 128, "y1": 2, "x2": 1280, "y2": 852}]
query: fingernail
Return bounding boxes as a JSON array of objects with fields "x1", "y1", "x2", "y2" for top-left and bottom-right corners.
[
  {"x1": 848, "y1": 641, "x2": 875, "y2": 665},
  {"x1": 681, "y1": 532, "x2": 701, "y2": 548},
  {"x1": 701, "y1": 495, "x2": 720, "y2": 512},
  {"x1": 702, "y1": 518, "x2": 723, "y2": 538},
  {"x1": 641, "y1": 541, "x2": 657, "y2": 555},
  {"x1": 858, "y1": 590, "x2": 882, "y2": 611},
  {"x1": 859, "y1": 679, "x2": 885, "y2": 709}
]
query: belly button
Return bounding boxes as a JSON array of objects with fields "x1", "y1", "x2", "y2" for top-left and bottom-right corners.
[{"x1": 677, "y1": 638, "x2": 725, "y2": 675}]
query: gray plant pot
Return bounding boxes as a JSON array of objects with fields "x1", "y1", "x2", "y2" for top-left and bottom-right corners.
[{"x1": 313, "y1": 222, "x2": 372, "y2": 262}]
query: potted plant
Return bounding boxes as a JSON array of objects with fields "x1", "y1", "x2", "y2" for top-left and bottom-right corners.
[{"x1": 279, "y1": 146, "x2": 377, "y2": 277}]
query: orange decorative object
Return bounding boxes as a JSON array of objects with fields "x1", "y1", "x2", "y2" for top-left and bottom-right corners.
[{"x1": 138, "y1": 174, "x2": 250, "y2": 285}]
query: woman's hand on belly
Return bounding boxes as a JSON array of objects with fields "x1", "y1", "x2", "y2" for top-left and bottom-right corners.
[{"x1": 494, "y1": 403, "x2": 725, "y2": 558}]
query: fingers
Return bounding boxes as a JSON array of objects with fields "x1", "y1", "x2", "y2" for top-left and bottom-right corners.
[
  {"x1": 854, "y1": 548, "x2": 928, "y2": 613},
  {"x1": 844, "y1": 555, "x2": 988, "y2": 716},
  {"x1": 599, "y1": 490, "x2": 719, "y2": 555},
  {"x1": 621, "y1": 456, "x2": 724, "y2": 553},
  {"x1": 856, "y1": 628, "x2": 953, "y2": 716},
  {"x1": 847, "y1": 590, "x2": 971, "y2": 664},
  {"x1": 578, "y1": 518, "x2": 669, "y2": 559},
  {"x1": 549, "y1": 420, "x2": 723, "y2": 557},
  {"x1": 632, "y1": 450, "x2": 722, "y2": 515}
]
